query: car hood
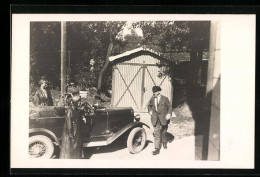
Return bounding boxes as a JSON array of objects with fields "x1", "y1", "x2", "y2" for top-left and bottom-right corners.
[{"x1": 106, "y1": 107, "x2": 133, "y2": 114}]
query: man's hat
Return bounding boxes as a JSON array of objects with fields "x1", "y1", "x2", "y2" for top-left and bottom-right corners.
[
  {"x1": 67, "y1": 87, "x2": 79, "y2": 94},
  {"x1": 152, "y1": 86, "x2": 162, "y2": 93},
  {"x1": 67, "y1": 87, "x2": 80, "y2": 103}
]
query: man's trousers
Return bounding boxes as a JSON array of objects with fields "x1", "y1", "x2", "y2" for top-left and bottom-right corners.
[{"x1": 153, "y1": 119, "x2": 168, "y2": 149}]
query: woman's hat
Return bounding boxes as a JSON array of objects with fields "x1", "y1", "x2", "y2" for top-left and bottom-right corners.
[
  {"x1": 152, "y1": 86, "x2": 162, "y2": 93},
  {"x1": 39, "y1": 79, "x2": 47, "y2": 85}
]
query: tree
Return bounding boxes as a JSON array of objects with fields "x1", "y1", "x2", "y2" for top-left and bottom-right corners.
[
  {"x1": 96, "y1": 22, "x2": 127, "y2": 92},
  {"x1": 66, "y1": 21, "x2": 126, "y2": 92},
  {"x1": 132, "y1": 21, "x2": 190, "y2": 52},
  {"x1": 131, "y1": 21, "x2": 210, "y2": 85},
  {"x1": 119, "y1": 28, "x2": 144, "y2": 52},
  {"x1": 30, "y1": 21, "x2": 210, "y2": 102},
  {"x1": 30, "y1": 22, "x2": 61, "y2": 88}
]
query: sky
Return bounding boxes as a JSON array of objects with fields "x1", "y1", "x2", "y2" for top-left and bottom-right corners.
[{"x1": 117, "y1": 21, "x2": 144, "y2": 40}]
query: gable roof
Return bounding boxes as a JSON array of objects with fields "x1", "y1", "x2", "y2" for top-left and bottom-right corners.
[{"x1": 109, "y1": 46, "x2": 172, "y2": 62}]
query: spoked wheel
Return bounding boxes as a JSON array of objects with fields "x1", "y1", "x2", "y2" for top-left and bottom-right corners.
[
  {"x1": 127, "y1": 127, "x2": 147, "y2": 154},
  {"x1": 29, "y1": 135, "x2": 54, "y2": 158}
]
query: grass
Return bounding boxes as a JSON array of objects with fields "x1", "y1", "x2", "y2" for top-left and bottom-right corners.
[{"x1": 169, "y1": 116, "x2": 195, "y2": 140}]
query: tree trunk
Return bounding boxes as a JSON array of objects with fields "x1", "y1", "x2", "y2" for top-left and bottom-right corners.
[{"x1": 97, "y1": 42, "x2": 113, "y2": 91}]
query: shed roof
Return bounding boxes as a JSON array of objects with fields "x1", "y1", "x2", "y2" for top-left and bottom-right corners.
[{"x1": 109, "y1": 46, "x2": 172, "y2": 62}]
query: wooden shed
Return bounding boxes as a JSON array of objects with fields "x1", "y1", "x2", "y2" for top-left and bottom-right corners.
[{"x1": 109, "y1": 47, "x2": 174, "y2": 112}]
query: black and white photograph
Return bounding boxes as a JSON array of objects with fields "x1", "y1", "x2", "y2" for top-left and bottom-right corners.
[{"x1": 11, "y1": 14, "x2": 255, "y2": 169}]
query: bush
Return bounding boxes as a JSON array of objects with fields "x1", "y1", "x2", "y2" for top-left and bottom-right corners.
[{"x1": 29, "y1": 83, "x2": 39, "y2": 106}]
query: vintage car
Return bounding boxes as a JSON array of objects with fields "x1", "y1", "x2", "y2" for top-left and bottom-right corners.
[{"x1": 29, "y1": 101, "x2": 150, "y2": 158}]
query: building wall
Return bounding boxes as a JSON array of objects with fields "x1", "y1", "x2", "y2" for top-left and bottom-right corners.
[{"x1": 207, "y1": 21, "x2": 221, "y2": 160}]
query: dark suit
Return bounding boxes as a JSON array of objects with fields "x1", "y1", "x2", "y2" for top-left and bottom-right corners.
[
  {"x1": 147, "y1": 95, "x2": 172, "y2": 149},
  {"x1": 60, "y1": 106, "x2": 82, "y2": 159}
]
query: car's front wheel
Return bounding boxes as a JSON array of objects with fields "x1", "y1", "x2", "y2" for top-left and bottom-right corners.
[
  {"x1": 29, "y1": 135, "x2": 54, "y2": 158},
  {"x1": 127, "y1": 127, "x2": 147, "y2": 154}
]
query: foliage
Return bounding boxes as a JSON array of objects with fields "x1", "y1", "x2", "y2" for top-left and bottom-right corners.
[
  {"x1": 66, "y1": 22, "x2": 126, "y2": 91},
  {"x1": 119, "y1": 29, "x2": 144, "y2": 53},
  {"x1": 132, "y1": 21, "x2": 190, "y2": 52},
  {"x1": 30, "y1": 21, "x2": 127, "y2": 92},
  {"x1": 132, "y1": 21, "x2": 210, "y2": 87},
  {"x1": 30, "y1": 22, "x2": 61, "y2": 88},
  {"x1": 29, "y1": 82, "x2": 39, "y2": 106},
  {"x1": 30, "y1": 21, "x2": 210, "y2": 106}
]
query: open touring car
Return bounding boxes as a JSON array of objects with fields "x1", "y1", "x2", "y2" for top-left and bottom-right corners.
[{"x1": 29, "y1": 102, "x2": 149, "y2": 158}]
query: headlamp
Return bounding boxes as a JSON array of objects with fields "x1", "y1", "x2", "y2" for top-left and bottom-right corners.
[{"x1": 134, "y1": 114, "x2": 141, "y2": 122}]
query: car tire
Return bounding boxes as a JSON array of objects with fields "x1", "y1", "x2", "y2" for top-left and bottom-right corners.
[
  {"x1": 29, "y1": 135, "x2": 54, "y2": 159},
  {"x1": 127, "y1": 127, "x2": 147, "y2": 154}
]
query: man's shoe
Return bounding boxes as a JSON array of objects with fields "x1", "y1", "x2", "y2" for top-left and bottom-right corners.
[
  {"x1": 163, "y1": 142, "x2": 167, "y2": 149},
  {"x1": 152, "y1": 149, "x2": 160, "y2": 155}
]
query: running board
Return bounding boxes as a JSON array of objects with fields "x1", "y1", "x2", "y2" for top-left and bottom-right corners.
[{"x1": 82, "y1": 141, "x2": 107, "y2": 147}]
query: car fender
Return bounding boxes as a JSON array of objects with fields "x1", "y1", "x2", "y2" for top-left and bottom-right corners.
[
  {"x1": 29, "y1": 128, "x2": 61, "y2": 147},
  {"x1": 106, "y1": 122, "x2": 150, "y2": 145}
]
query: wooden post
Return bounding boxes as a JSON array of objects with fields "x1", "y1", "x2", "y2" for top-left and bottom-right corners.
[
  {"x1": 206, "y1": 21, "x2": 220, "y2": 161},
  {"x1": 67, "y1": 50, "x2": 71, "y2": 76},
  {"x1": 202, "y1": 21, "x2": 218, "y2": 160},
  {"x1": 61, "y1": 21, "x2": 67, "y2": 99}
]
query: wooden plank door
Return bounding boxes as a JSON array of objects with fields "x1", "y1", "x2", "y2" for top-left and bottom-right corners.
[
  {"x1": 141, "y1": 65, "x2": 173, "y2": 111},
  {"x1": 113, "y1": 64, "x2": 143, "y2": 111}
]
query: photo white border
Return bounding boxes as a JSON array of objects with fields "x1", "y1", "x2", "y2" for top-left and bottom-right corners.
[{"x1": 11, "y1": 14, "x2": 255, "y2": 169}]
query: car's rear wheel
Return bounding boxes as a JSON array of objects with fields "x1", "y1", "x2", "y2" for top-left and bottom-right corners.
[
  {"x1": 29, "y1": 135, "x2": 54, "y2": 158},
  {"x1": 127, "y1": 127, "x2": 147, "y2": 154}
]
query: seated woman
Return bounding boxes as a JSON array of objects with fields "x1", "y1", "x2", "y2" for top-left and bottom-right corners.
[
  {"x1": 59, "y1": 87, "x2": 83, "y2": 159},
  {"x1": 35, "y1": 79, "x2": 53, "y2": 106}
]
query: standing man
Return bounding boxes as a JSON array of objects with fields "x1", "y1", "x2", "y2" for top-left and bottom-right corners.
[
  {"x1": 60, "y1": 87, "x2": 83, "y2": 159},
  {"x1": 147, "y1": 86, "x2": 172, "y2": 155}
]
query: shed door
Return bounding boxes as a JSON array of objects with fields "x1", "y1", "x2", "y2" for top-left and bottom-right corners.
[
  {"x1": 113, "y1": 64, "x2": 143, "y2": 111},
  {"x1": 141, "y1": 65, "x2": 172, "y2": 111},
  {"x1": 113, "y1": 63, "x2": 172, "y2": 112}
]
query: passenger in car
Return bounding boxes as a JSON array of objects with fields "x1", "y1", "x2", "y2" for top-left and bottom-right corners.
[{"x1": 35, "y1": 78, "x2": 53, "y2": 106}]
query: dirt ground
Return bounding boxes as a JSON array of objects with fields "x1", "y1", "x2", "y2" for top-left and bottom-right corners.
[{"x1": 82, "y1": 107, "x2": 197, "y2": 160}]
